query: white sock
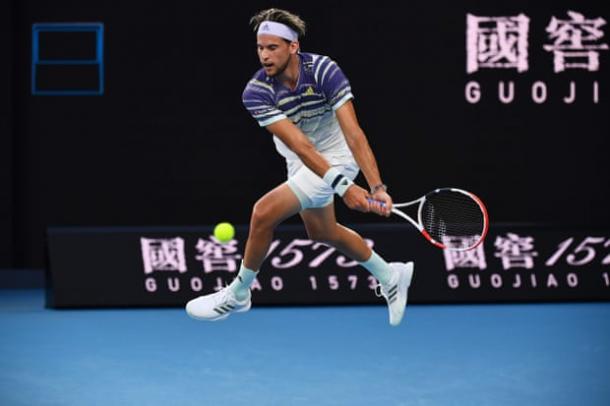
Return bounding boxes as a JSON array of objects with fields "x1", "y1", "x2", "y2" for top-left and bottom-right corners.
[
  {"x1": 229, "y1": 263, "x2": 257, "y2": 301},
  {"x1": 359, "y1": 251, "x2": 394, "y2": 286}
]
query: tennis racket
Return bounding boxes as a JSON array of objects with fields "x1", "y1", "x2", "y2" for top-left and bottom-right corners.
[{"x1": 369, "y1": 188, "x2": 489, "y2": 251}]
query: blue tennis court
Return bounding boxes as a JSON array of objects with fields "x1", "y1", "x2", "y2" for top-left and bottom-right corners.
[{"x1": 1, "y1": 289, "x2": 609, "y2": 405}]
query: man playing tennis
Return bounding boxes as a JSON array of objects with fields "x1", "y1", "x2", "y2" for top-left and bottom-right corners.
[{"x1": 186, "y1": 8, "x2": 414, "y2": 326}]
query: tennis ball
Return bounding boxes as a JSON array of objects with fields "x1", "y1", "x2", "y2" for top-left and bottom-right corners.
[{"x1": 214, "y1": 222, "x2": 235, "y2": 243}]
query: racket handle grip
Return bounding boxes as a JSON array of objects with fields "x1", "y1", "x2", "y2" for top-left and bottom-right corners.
[{"x1": 367, "y1": 198, "x2": 386, "y2": 208}]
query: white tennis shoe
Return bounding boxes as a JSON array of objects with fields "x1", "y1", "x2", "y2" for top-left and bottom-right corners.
[
  {"x1": 376, "y1": 262, "x2": 414, "y2": 326},
  {"x1": 186, "y1": 286, "x2": 251, "y2": 321}
]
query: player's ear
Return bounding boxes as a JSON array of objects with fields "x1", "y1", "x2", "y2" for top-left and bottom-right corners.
[{"x1": 289, "y1": 41, "x2": 300, "y2": 54}]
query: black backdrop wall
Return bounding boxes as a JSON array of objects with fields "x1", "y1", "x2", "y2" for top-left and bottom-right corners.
[
  {"x1": 6, "y1": 0, "x2": 610, "y2": 268},
  {"x1": 1, "y1": 1, "x2": 13, "y2": 268}
]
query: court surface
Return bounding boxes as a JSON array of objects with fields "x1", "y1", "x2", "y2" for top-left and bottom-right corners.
[{"x1": 1, "y1": 289, "x2": 609, "y2": 406}]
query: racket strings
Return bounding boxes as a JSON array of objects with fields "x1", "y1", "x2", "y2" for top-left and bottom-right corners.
[{"x1": 421, "y1": 191, "x2": 485, "y2": 249}]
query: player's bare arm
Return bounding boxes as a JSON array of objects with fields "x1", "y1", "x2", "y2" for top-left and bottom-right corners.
[
  {"x1": 266, "y1": 118, "x2": 372, "y2": 213},
  {"x1": 335, "y1": 100, "x2": 392, "y2": 216}
]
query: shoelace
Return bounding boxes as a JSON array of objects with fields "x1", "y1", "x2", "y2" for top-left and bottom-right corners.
[{"x1": 214, "y1": 284, "x2": 236, "y2": 306}]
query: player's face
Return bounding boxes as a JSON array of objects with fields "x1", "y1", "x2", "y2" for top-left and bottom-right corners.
[{"x1": 257, "y1": 34, "x2": 294, "y2": 77}]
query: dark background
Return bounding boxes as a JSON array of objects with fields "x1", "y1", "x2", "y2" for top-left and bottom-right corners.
[
  {"x1": 2, "y1": 0, "x2": 609, "y2": 269},
  {"x1": 1, "y1": 0, "x2": 13, "y2": 268}
]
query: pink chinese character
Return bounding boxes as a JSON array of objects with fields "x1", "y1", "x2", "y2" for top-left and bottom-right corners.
[
  {"x1": 194, "y1": 237, "x2": 242, "y2": 273},
  {"x1": 140, "y1": 237, "x2": 187, "y2": 274},
  {"x1": 543, "y1": 11, "x2": 608, "y2": 72},
  {"x1": 443, "y1": 236, "x2": 487, "y2": 271},
  {"x1": 494, "y1": 233, "x2": 538, "y2": 270},
  {"x1": 467, "y1": 14, "x2": 530, "y2": 73}
]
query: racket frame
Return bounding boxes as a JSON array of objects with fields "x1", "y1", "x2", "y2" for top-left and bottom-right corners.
[{"x1": 390, "y1": 188, "x2": 489, "y2": 251}]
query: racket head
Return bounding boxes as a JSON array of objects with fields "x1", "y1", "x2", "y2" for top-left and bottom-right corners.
[{"x1": 417, "y1": 188, "x2": 489, "y2": 251}]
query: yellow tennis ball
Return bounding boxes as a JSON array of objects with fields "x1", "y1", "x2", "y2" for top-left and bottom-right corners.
[{"x1": 214, "y1": 222, "x2": 235, "y2": 243}]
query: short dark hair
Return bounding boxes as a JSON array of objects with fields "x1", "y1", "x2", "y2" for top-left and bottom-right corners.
[{"x1": 250, "y1": 8, "x2": 306, "y2": 39}]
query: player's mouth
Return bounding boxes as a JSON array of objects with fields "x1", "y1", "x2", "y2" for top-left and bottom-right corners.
[{"x1": 263, "y1": 63, "x2": 274, "y2": 70}]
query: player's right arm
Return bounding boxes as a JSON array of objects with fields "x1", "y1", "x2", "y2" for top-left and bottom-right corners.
[{"x1": 265, "y1": 119, "x2": 371, "y2": 212}]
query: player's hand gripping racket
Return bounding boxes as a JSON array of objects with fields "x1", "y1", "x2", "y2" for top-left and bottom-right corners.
[{"x1": 369, "y1": 188, "x2": 489, "y2": 251}]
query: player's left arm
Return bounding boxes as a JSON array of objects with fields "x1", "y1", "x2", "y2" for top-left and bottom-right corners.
[{"x1": 335, "y1": 100, "x2": 392, "y2": 215}]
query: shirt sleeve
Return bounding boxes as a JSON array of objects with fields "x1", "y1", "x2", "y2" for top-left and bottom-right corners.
[
  {"x1": 242, "y1": 80, "x2": 287, "y2": 127},
  {"x1": 314, "y1": 57, "x2": 354, "y2": 111}
]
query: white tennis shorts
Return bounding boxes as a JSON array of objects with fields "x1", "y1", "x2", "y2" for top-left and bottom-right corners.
[{"x1": 286, "y1": 156, "x2": 360, "y2": 210}]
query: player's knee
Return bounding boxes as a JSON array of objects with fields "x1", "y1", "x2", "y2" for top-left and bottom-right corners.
[{"x1": 250, "y1": 199, "x2": 276, "y2": 231}]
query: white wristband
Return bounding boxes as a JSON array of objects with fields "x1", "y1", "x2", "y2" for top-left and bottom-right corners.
[{"x1": 322, "y1": 167, "x2": 354, "y2": 197}]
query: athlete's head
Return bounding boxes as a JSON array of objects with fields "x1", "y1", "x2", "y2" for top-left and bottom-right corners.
[{"x1": 250, "y1": 8, "x2": 306, "y2": 77}]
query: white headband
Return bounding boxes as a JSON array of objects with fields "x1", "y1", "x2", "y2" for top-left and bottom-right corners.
[{"x1": 257, "y1": 21, "x2": 298, "y2": 42}]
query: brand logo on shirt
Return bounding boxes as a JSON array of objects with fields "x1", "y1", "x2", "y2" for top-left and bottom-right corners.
[{"x1": 304, "y1": 86, "x2": 315, "y2": 96}]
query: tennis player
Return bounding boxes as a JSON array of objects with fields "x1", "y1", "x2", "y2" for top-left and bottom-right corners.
[{"x1": 186, "y1": 8, "x2": 414, "y2": 326}]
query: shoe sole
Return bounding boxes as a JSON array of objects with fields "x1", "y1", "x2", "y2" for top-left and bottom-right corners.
[{"x1": 186, "y1": 300, "x2": 252, "y2": 322}]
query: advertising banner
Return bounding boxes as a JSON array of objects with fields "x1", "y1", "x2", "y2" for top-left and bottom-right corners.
[{"x1": 47, "y1": 224, "x2": 610, "y2": 308}]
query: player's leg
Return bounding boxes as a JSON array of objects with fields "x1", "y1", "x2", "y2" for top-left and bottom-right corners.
[
  {"x1": 226, "y1": 183, "x2": 301, "y2": 299},
  {"x1": 186, "y1": 183, "x2": 301, "y2": 321},
  {"x1": 242, "y1": 183, "x2": 302, "y2": 270},
  {"x1": 300, "y1": 203, "x2": 414, "y2": 326},
  {"x1": 299, "y1": 202, "x2": 371, "y2": 262},
  {"x1": 300, "y1": 203, "x2": 395, "y2": 285}
]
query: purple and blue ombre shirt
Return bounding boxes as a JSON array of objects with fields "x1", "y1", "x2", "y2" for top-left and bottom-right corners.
[{"x1": 242, "y1": 52, "x2": 355, "y2": 162}]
